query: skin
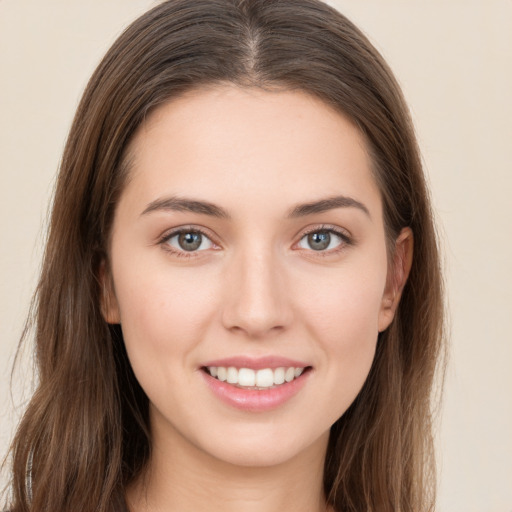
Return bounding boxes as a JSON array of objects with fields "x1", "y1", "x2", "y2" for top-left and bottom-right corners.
[{"x1": 102, "y1": 85, "x2": 412, "y2": 512}]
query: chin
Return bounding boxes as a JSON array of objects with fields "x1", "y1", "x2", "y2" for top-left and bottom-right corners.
[{"x1": 190, "y1": 423, "x2": 330, "y2": 469}]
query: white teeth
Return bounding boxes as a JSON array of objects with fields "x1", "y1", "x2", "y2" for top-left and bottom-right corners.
[
  {"x1": 238, "y1": 368, "x2": 256, "y2": 387},
  {"x1": 273, "y1": 367, "x2": 285, "y2": 385},
  {"x1": 206, "y1": 366, "x2": 306, "y2": 388},
  {"x1": 256, "y1": 368, "x2": 274, "y2": 387},
  {"x1": 226, "y1": 367, "x2": 238, "y2": 384}
]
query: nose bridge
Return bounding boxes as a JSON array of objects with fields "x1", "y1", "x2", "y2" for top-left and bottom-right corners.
[{"x1": 222, "y1": 240, "x2": 291, "y2": 338}]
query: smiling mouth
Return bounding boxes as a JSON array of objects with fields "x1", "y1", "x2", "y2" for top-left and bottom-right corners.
[{"x1": 202, "y1": 366, "x2": 311, "y2": 389}]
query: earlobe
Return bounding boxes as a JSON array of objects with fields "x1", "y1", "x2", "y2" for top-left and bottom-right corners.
[
  {"x1": 98, "y1": 260, "x2": 121, "y2": 324},
  {"x1": 378, "y1": 227, "x2": 413, "y2": 332}
]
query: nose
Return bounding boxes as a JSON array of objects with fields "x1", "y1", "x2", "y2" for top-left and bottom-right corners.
[{"x1": 221, "y1": 245, "x2": 293, "y2": 339}]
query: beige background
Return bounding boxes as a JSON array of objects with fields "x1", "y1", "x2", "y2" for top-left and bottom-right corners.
[{"x1": 1, "y1": 1, "x2": 511, "y2": 510}]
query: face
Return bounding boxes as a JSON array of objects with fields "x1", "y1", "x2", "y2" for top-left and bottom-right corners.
[{"x1": 103, "y1": 85, "x2": 410, "y2": 468}]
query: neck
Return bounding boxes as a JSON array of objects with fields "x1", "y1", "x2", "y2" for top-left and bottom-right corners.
[{"x1": 126, "y1": 413, "x2": 331, "y2": 512}]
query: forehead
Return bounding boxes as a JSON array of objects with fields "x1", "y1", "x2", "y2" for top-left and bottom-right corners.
[{"x1": 122, "y1": 84, "x2": 382, "y2": 220}]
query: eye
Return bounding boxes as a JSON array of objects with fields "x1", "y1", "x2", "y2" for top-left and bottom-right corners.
[
  {"x1": 297, "y1": 229, "x2": 349, "y2": 252},
  {"x1": 163, "y1": 229, "x2": 215, "y2": 254}
]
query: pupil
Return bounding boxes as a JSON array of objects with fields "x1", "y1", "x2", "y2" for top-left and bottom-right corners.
[
  {"x1": 308, "y1": 231, "x2": 330, "y2": 251},
  {"x1": 178, "y1": 232, "x2": 202, "y2": 251}
]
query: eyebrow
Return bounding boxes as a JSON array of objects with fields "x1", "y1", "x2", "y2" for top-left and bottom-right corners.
[
  {"x1": 140, "y1": 194, "x2": 370, "y2": 219},
  {"x1": 141, "y1": 197, "x2": 231, "y2": 218},
  {"x1": 287, "y1": 195, "x2": 370, "y2": 218}
]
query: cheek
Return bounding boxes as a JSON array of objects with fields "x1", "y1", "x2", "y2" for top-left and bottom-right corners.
[
  {"x1": 292, "y1": 255, "x2": 387, "y2": 410},
  {"x1": 297, "y1": 255, "x2": 387, "y2": 344},
  {"x1": 313, "y1": 279, "x2": 382, "y2": 373},
  {"x1": 111, "y1": 259, "x2": 221, "y2": 377}
]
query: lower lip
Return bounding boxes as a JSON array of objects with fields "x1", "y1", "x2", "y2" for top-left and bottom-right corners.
[{"x1": 200, "y1": 369, "x2": 311, "y2": 412}]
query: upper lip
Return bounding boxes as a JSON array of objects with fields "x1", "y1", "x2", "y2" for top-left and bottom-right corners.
[{"x1": 201, "y1": 356, "x2": 310, "y2": 370}]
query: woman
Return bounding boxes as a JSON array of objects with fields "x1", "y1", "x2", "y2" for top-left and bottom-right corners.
[{"x1": 4, "y1": 0, "x2": 445, "y2": 511}]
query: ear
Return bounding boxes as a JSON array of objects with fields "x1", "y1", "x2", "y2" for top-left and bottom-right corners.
[
  {"x1": 378, "y1": 227, "x2": 413, "y2": 332},
  {"x1": 98, "y1": 260, "x2": 121, "y2": 324}
]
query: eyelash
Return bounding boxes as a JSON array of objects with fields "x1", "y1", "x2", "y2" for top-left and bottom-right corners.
[
  {"x1": 158, "y1": 226, "x2": 217, "y2": 259},
  {"x1": 296, "y1": 225, "x2": 353, "y2": 257},
  {"x1": 158, "y1": 224, "x2": 353, "y2": 259}
]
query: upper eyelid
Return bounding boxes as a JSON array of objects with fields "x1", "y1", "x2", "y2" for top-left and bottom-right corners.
[
  {"x1": 296, "y1": 224, "x2": 352, "y2": 241},
  {"x1": 158, "y1": 227, "x2": 218, "y2": 258},
  {"x1": 293, "y1": 225, "x2": 354, "y2": 255},
  {"x1": 159, "y1": 225, "x2": 218, "y2": 244}
]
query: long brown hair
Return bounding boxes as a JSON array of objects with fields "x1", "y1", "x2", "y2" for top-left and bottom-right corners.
[{"x1": 5, "y1": 1, "x2": 445, "y2": 510}]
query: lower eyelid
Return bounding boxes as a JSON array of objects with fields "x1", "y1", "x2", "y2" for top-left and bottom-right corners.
[
  {"x1": 169, "y1": 233, "x2": 213, "y2": 250},
  {"x1": 159, "y1": 228, "x2": 217, "y2": 253},
  {"x1": 298, "y1": 234, "x2": 341, "y2": 250},
  {"x1": 297, "y1": 227, "x2": 352, "y2": 246}
]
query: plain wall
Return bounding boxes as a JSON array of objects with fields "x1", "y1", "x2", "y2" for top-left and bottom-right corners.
[{"x1": 1, "y1": 1, "x2": 511, "y2": 510}]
